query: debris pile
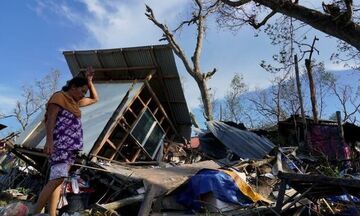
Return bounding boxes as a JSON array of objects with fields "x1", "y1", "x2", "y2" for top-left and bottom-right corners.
[
  {"x1": 1, "y1": 118, "x2": 360, "y2": 216},
  {"x1": 1, "y1": 46, "x2": 360, "y2": 215}
]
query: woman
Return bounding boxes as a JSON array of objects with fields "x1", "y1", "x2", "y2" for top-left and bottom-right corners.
[{"x1": 34, "y1": 68, "x2": 99, "y2": 215}]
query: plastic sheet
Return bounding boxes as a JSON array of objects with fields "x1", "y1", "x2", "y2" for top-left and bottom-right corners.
[{"x1": 176, "y1": 169, "x2": 252, "y2": 210}]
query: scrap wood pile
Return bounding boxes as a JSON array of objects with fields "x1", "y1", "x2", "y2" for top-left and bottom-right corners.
[{"x1": 1, "y1": 121, "x2": 360, "y2": 216}]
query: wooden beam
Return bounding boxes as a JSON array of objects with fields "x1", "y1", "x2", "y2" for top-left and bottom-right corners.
[
  {"x1": 128, "y1": 107, "x2": 138, "y2": 118},
  {"x1": 278, "y1": 171, "x2": 360, "y2": 188},
  {"x1": 96, "y1": 194, "x2": 145, "y2": 213},
  {"x1": 137, "y1": 184, "x2": 159, "y2": 216},
  {"x1": 131, "y1": 149, "x2": 142, "y2": 162},
  {"x1": 281, "y1": 184, "x2": 316, "y2": 213},
  {"x1": 144, "y1": 80, "x2": 178, "y2": 138},
  {"x1": 106, "y1": 139, "x2": 117, "y2": 150},
  {"x1": 275, "y1": 179, "x2": 288, "y2": 213},
  {"x1": 79, "y1": 66, "x2": 156, "y2": 73}
]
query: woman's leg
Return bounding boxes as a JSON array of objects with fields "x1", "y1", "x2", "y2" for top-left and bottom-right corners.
[
  {"x1": 34, "y1": 178, "x2": 64, "y2": 215},
  {"x1": 49, "y1": 178, "x2": 65, "y2": 216}
]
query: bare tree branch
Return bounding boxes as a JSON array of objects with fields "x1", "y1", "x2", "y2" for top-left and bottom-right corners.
[
  {"x1": 145, "y1": 5, "x2": 195, "y2": 77},
  {"x1": 345, "y1": 0, "x2": 353, "y2": 21},
  {"x1": 221, "y1": 0, "x2": 251, "y2": 7},
  {"x1": 146, "y1": 2, "x2": 218, "y2": 120},
  {"x1": 250, "y1": 10, "x2": 276, "y2": 29},
  {"x1": 220, "y1": 0, "x2": 360, "y2": 51},
  {"x1": 0, "y1": 113, "x2": 15, "y2": 119}
]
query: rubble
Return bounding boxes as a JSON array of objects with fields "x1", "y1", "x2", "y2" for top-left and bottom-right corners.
[{"x1": 1, "y1": 46, "x2": 360, "y2": 215}]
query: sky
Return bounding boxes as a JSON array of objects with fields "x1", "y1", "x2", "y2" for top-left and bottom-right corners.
[{"x1": 0, "y1": 0, "x2": 355, "y2": 134}]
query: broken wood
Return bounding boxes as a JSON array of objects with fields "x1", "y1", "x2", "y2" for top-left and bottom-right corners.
[
  {"x1": 138, "y1": 184, "x2": 160, "y2": 216},
  {"x1": 96, "y1": 194, "x2": 145, "y2": 212}
]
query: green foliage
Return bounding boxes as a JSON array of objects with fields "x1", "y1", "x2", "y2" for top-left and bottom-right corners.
[{"x1": 316, "y1": 152, "x2": 341, "y2": 177}]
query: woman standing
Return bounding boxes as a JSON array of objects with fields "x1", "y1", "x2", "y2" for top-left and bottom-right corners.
[{"x1": 34, "y1": 67, "x2": 99, "y2": 215}]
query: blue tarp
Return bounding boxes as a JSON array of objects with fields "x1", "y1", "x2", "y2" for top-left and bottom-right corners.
[
  {"x1": 327, "y1": 194, "x2": 360, "y2": 203},
  {"x1": 176, "y1": 169, "x2": 252, "y2": 210}
]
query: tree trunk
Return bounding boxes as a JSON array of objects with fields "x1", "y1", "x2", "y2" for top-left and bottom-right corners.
[
  {"x1": 305, "y1": 59, "x2": 319, "y2": 123},
  {"x1": 294, "y1": 55, "x2": 308, "y2": 151},
  {"x1": 197, "y1": 78, "x2": 213, "y2": 120},
  {"x1": 255, "y1": 0, "x2": 360, "y2": 51},
  {"x1": 223, "y1": 0, "x2": 360, "y2": 51}
]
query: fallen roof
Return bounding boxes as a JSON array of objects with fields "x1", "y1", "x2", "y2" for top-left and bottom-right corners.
[
  {"x1": 206, "y1": 121, "x2": 275, "y2": 160},
  {"x1": 63, "y1": 44, "x2": 191, "y2": 140},
  {"x1": 98, "y1": 160, "x2": 220, "y2": 196}
]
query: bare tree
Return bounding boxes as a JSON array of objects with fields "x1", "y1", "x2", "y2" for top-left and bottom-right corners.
[
  {"x1": 330, "y1": 81, "x2": 360, "y2": 123},
  {"x1": 145, "y1": 1, "x2": 220, "y2": 120},
  {"x1": 303, "y1": 36, "x2": 320, "y2": 123},
  {"x1": 0, "y1": 70, "x2": 60, "y2": 131},
  {"x1": 223, "y1": 73, "x2": 249, "y2": 124},
  {"x1": 307, "y1": 62, "x2": 336, "y2": 119},
  {"x1": 249, "y1": 76, "x2": 290, "y2": 125}
]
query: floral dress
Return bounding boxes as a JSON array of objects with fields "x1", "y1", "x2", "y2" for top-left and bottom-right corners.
[{"x1": 48, "y1": 108, "x2": 83, "y2": 180}]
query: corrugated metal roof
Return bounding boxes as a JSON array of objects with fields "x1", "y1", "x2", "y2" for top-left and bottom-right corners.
[
  {"x1": 207, "y1": 121, "x2": 275, "y2": 160},
  {"x1": 18, "y1": 82, "x2": 143, "y2": 155},
  {"x1": 63, "y1": 45, "x2": 191, "y2": 140}
]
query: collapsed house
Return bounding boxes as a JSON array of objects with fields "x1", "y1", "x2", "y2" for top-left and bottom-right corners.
[
  {"x1": 14, "y1": 44, "x2": 192, "y2": 170},
  {"x1": 278, "y1": 115, "x2": 360, "y2": 170},
  {"x1": 0, "y1": 45, "x2": 204, "y2": 215}
]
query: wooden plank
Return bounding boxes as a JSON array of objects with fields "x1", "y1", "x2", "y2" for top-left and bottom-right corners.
[
  {"x1": 131, "y1": 149, "x2": 142, "y2": 162},
  {"x1": 137, "y1": 184, "x2": 160, "y2": 216},
  {"x1": 153, "y1": 107, "x2": 159, "y2": 115},
  {"x1": 275, "y1": 180, "x2": 287, "y2": 213},
  {"x1": 278, "y1": 172, "x2": 360, "y2": 189},
  {"x1": 159, "y1": 117, "x2": 165, "y2": 124},
  {"x1": 98, "y1": 194, "x2": 144, "y2": 211},
  {"x1": 106, "y1": 139, "x2": 117, "y2": 150},
  {"x1": 128, "y1": 107, "x2": 138, "y2": 118},
  {"x1": 118, "y1": 120, "x2": 130, "y2": 132},
  {"x1": 281, "y1": 184, "x2": 316, "y2": 213},
  {"x1": 137, "y1": 95, "x2": 146, "y2": 107}
]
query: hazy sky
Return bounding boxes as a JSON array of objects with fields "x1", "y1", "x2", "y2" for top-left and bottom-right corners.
[{"x1": 0, "y1": 0, "x2": 351, "y2": 133}]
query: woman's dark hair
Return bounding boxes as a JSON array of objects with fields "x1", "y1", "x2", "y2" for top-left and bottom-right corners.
[{"x1": 62, "y1": 77, "x2": 88, "y2": 91}]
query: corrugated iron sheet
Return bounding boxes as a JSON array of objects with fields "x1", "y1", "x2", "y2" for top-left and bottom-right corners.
[
  {"x1": 63, "y1": 45, "x2": 191, "y2": 139},
  {"x1": 207, "y1": 121, "x2": 275, "y2": 160}
]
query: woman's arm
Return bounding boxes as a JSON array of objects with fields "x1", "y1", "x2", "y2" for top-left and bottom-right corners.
[
  {"x1": 44, "y1": 104, "x2": 60, "y2": 155},
  {"x1": 79, "y1": 67, "x2": 99, "y2": 107}
]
